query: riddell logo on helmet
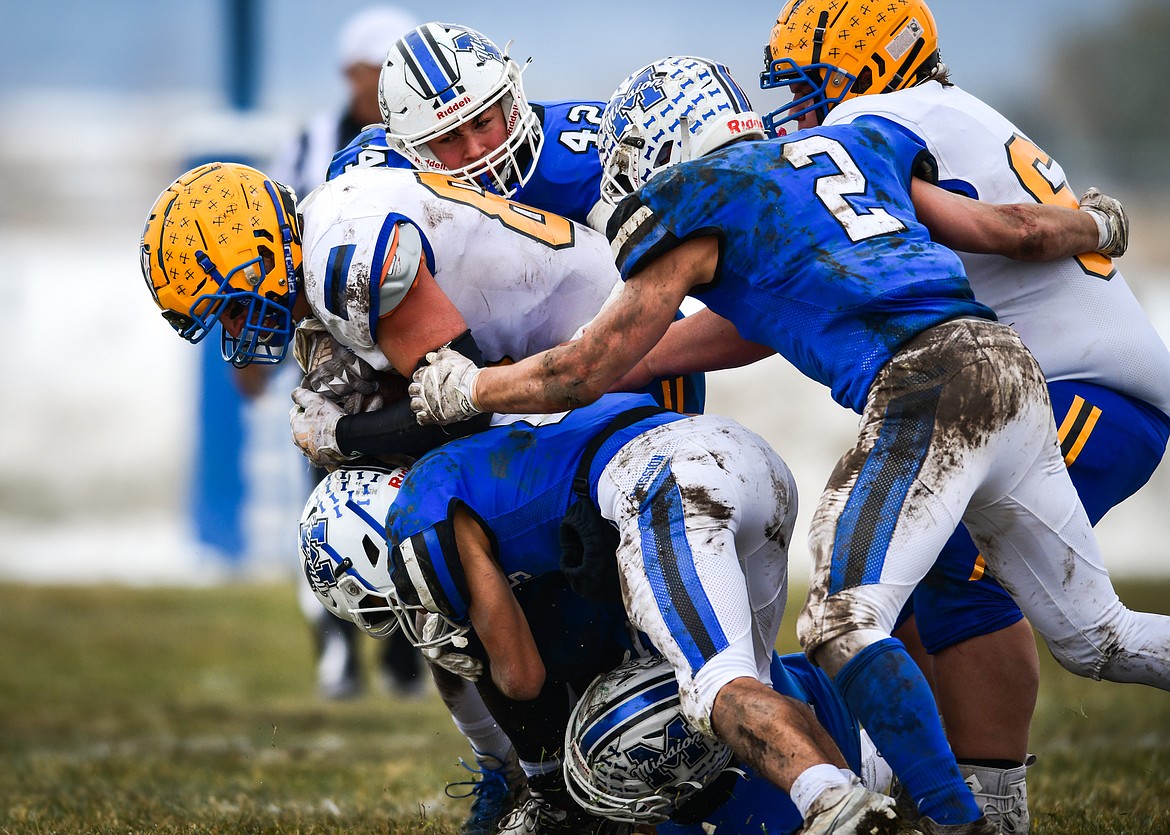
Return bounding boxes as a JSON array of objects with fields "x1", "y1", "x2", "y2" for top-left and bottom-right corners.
[
  {"x1": 436, "y1": 95, "x2": 473, "y2": 119},
  {"x1": 728, "y1": 117, "x2": 765, "y2": 134}
]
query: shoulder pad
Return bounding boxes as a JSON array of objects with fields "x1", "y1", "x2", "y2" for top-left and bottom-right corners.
[{"x1": 390, "y1": 518, "x2": 471, "y2": 623}]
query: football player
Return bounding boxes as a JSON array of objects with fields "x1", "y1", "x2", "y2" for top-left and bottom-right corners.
[
  {"x1": 326, "y1": 21, "x2": 614, "y2": 231},
  {"x1": 408, "y1": 56, "x2": 1169, "y2": 835},
  {"x1": 758, "y1": 2, "x2": 1170, "y2": 830},
  {"x1": 138, "y1": 159, "x2": 703, "y2": 835},
  {"x1": 311, "y1": 391, "x2": 909, "y2": 835}
]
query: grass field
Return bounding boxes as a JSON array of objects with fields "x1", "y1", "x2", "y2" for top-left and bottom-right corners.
[{"x1": 1, "y1": 579, "x2": 1168, "y2": 834}]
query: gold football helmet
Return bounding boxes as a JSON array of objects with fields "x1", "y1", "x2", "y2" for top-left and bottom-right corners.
[
  {"x1": 139, "y1": 162, "x2": 302, "y2": 366},
  {"x1": 760, "y1": 0, "x2": 941, "y2": 134}
]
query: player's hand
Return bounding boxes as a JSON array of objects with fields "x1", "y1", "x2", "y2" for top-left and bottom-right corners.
[
  {"x1": 419, "y1": 612, "x2": 483, "y2": 681},
  {"x1": 409, "y1": 347, "x2": 483, "y2": 425},
  {"x1": 1079, "y1": 187, "x2": 1128, "y2": 258},
  {"x1": 295, "y1": 319, "x2": 386, "y2": 413},
  {"x1": 289, "y1": 387, "x2": 358, "y2": 467}
]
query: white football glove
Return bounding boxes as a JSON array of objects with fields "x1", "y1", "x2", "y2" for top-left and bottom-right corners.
[
  {"x1": 409, "y1": 347, "x2": 484, "y2": 426},
  {"x1": 1079, "y1": 186, "x2": 1128, "y2": 258},
  {"x1": 289, "y1": 387, "x2": 359, "y2": 468},
  {"x1": 419, "y1": 612, "x2": 483, "y2": 682}
]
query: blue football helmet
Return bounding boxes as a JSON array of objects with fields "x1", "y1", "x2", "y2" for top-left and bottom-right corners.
[{"x1": 597, "y1": 56, "x2": 765, "y2": 205}]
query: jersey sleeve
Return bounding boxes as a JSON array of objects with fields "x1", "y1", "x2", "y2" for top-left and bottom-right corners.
[
  {"x1": 388, "y1": 501, "x2": 472, "y2": 624},
  {"x1": 327, "y1": 125, "x2": 414, "y2": 181},
  {"x1": 376, "y1": 220, "x2": 425, "y2": 319},
  {"x1": 606, "y1": 193, "x2": 682, "y2": 280}
]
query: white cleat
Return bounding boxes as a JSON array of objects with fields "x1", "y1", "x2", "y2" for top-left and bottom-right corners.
[{"x1": 958, "y1": 757, "x2": 1034, "y2": 834}]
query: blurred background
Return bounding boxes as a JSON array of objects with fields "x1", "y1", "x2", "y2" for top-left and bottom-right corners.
[{"x1": 1, "y1": 0, "x2": 1169, "y2": 586}]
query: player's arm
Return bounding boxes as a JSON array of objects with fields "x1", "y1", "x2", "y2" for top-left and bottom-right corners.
[
  {"x1": 453, "y1": 506, "x2": 545, "y2": 700},
  {"x1": 375, "y1": 249, "x2": 470, "y2": 376},
  {"x1": 292, "y1": 223, "x2": 490, "y2": 464},
  {"x1": 910, "y1": 178, "x2": 1126, "y2": 261},
  {"x1": 414, "y1": 236, "x2": 719, "y2": 424},
  {"x1": 611, "y1": 306, "x2": 774, "y2": 392}
]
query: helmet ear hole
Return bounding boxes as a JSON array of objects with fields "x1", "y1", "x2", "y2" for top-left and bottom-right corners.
[
  {"x1": 255, "y1": 245, "x2": 276, "y2": 276},
  {"x1": 362, "y1": 534, "x2": 382, "y2": 568},
  {"x1": 653, "y1": 141, "x2": 675, "y2": 169},
  {"x1": 853, "y1": 67, "x2": 873, "y2": 96}
]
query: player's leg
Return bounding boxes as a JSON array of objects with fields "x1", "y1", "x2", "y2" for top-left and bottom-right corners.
[
  {"x1": 296, "y1": 578, "x2": 363, "y2": 699},
  {"x1": 909, "y1": 528, "x2": 1038, "y2": 835},
  {"x1": 964, "y1": 413, "x2": 1170, "y2": 688},
  {"x1": 945, "y1": 327, "x2": 1170, "y2": 689},
  {"x1": 432, "y1": 664, "x2": 525, "y2": 835},
  {"x1": 600, "y1": 419, "x2": 902, "y2": 833},
  {"x1": 799, "y1": 319, "x2": 1035, "y2": 831},
  {"x1": 910, "y1": 380, "x2": 1169, "y2": 832}
]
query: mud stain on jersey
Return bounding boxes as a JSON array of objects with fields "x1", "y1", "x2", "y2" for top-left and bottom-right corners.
[{"x1": 421, "y1": 199, "x2": 455, "y2": 231}]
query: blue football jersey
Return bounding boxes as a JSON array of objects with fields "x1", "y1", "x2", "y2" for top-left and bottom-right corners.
[
  {"x1": 326, "y1": 100, "x2": 604, "y2": 225},
  {"x1": 608, "y1": 116, "x2": 995, "y2": 412},
  {"x1": 385, "y1": 393, "x2": 684, "y2": 622}
]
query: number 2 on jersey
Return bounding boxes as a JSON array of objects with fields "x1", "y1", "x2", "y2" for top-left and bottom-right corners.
[
  {"x1": 782, "y1": 135, "x2": 907, "y2": 242},
  {"x1": 1006, "y1": 133, "x2": 1113, "y2": 280}
]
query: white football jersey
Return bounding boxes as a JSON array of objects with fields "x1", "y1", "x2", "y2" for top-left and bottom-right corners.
[
  {"x1": 298, "y1": 167, "x2": 617, "y2": 371},
  {"x1": 827, "y1": 82, "x2": 1170, "y2": 414}
]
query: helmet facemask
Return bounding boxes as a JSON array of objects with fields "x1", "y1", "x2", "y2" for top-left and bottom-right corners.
[
  {"x1": 759, "y1": 56, "x2": 854, "y2": 134},
  {"x1": 380, "y1": 23, "x2": 544, "y2": 197}
]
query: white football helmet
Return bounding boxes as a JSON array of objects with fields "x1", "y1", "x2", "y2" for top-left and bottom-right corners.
[
  {"x1": 299, "y1": 465, "x2": 408, "y2": 638},
  {"x1": 564, "y1": 654, "x2": 736, "y2": 824},
  {"x1": 597, "y1": 56, "x2": 766, "y2": 205},
  {"x1": 378, "y1": 21, "x2": 543, "y2": 197}
]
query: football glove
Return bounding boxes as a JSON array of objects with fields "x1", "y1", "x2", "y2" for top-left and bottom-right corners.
[
  {"x1": 409, "y1": 347, "x2": 484, "y2": 426},
  {"x1": 420, "y1": 613, "x2": 483, "y2": 682},
  {"x1": 289, "y1": 387, "x2": 359, "y2": 468},
  {"x1": 294, "y1": 318, "x2": 386, "y2": 414},
  {"x1": 1079, "y1": 187, "x2": 1128, "y2": 258}
]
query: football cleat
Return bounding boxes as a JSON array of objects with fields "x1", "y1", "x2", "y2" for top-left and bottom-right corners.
[
  {"x1": 497, "y1": 770, "x2": 628, "y2": 835},
  {"x1": 379, "y1": 21, "x2": 542, "y2": 197},
  {"x1": 760, "y1": 0, "x2": 943, "y2": 134},
  {"x1": 916, "y1": 815, "x2": 998, "y2": 835},
  {"x1": 446, "y1": 751, "x2": 525, "y2": 835},
  {"x1": 140, "y1": 162, "x2": 301, "y2": 366},
  {"x1": 959, "y1": 756, "x2": 1035, "y2": 834}
]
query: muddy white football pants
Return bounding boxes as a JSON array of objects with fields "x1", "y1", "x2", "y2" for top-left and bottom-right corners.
[
  {"x1": 799, "y1": 318, "x2": 1170, "y2": 686},
  {"x1": 596, "y1": 416, "x2": 797, "y2": 734}
]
